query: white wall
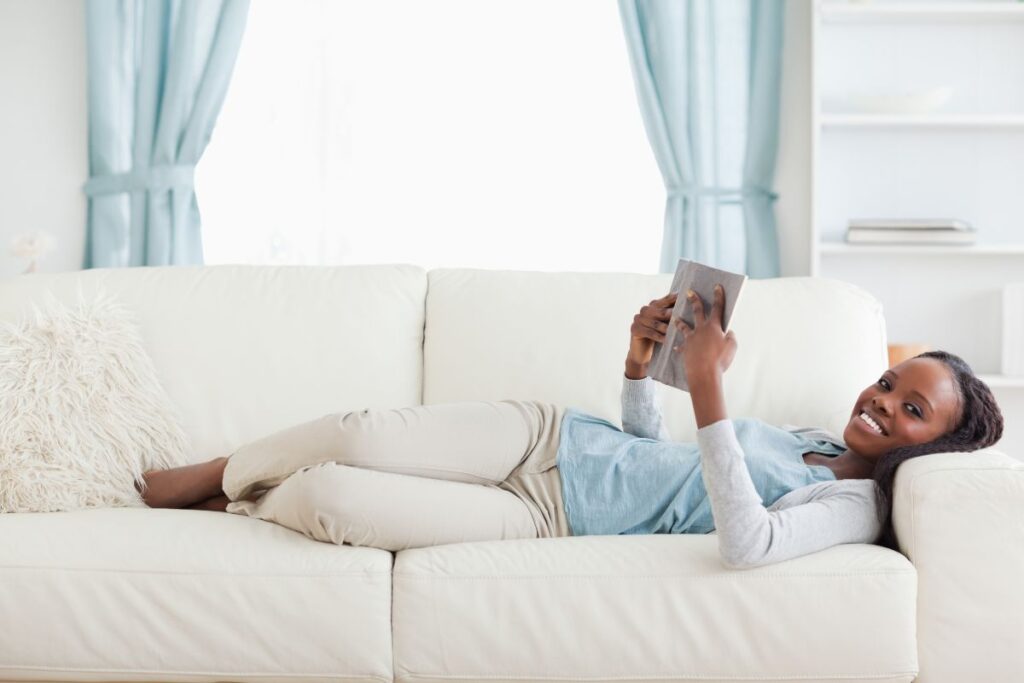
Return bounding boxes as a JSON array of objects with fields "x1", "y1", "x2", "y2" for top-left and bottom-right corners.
[
  {"x1": 0, "y1": 0, "x2": 810, "y2": 277},
  {"x1": 0, "y1": 0, "x2": 87, "y2": 277}
]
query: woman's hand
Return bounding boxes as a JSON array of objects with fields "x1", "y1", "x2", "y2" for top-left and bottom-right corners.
[
  {"x1": 672, "y1": 284, "x2": 738, "y2": 385},
  {"x1": 627, "y1": 291, "x2": 678, "y2": 374}
]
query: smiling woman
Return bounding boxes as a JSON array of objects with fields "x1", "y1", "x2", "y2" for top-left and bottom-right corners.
[
  {"x1": 194, "y1": 0, "x2": 663, "y2": 272},
  {"x1": 855, "y1": 350, "x2": 1004, "y2": 551},
  {"x1": 818, "y1": 359, "x2": 965, "y2": 481}
]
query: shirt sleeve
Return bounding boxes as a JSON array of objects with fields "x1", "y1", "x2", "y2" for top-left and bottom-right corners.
[
  {"x1": 696, "y1": 418, "x2": 884, "y2": 569},
  {"x1": 620, "y1": 374, "x2": 672, "y2": 441}
]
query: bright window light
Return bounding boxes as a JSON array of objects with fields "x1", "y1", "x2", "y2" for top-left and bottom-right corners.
[{"x1": 195, "y1": 0, "x2": 664, "y2": 273}]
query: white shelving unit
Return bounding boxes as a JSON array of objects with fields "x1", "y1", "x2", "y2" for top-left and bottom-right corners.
[
  {"x1": 820, "y1": 2, "x2": 1024, "y2": 24},
  {"x1": 811, "y1": 1, "x2": 1024, "y2": 408},
  {"x1": 819, "y1": 242, "x2": 1024, "y2": 256},
  {"x1": 821, "y1": 113, "x2": 1024, "y2": 128}
]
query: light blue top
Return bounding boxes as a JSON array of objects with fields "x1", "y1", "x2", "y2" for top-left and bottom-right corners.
[{"x1": 555, "y1": 376, "x2": 848, "y2": 537}]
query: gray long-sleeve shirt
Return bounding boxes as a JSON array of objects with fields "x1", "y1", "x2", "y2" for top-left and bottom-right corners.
[{"x1": 620, "y1": 374, "x2": 885, "y2": 569}]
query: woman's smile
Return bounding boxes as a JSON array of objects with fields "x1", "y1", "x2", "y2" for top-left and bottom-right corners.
[{"x1": 852, "y1": 411, "x2": 885, "y2": 437}]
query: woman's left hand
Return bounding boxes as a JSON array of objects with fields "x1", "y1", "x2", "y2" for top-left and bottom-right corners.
[{"x1": 672, "y1": 284, "x2": 738, "y2": 384}]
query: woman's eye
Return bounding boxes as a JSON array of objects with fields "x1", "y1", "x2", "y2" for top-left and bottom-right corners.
[{"x1": 878, "y1": 377, "x2": 921, "y2": 417}]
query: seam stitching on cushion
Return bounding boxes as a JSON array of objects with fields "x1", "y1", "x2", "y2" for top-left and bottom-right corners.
[
  {"x1": 0, "y1": 566, "x2": 390, "y2": 578},
  {"x1": 394, "y1": 671, "x2": 919, "y2": 681},
  {"x1": 0, "y1": 664, "x2": 389, "y2": 682},
  {"x1": 391, "y1": 570, "x2": 914, "y2": 580}
]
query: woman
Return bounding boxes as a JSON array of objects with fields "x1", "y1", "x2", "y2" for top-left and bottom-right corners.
[{"x1": 139, "y1": 285, "x2": 1004, "y2": 567}]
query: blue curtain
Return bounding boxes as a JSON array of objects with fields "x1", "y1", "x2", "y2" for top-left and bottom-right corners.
[
  {"x1": 618, "y1": 0, "x2": 784, "y2": 278},
  {"x1": 84, "y1": 0, "x2": 249, "y2": 268}
]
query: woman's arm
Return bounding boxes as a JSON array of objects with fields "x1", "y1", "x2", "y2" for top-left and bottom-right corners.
[
  {"x1": 697, "y1": 417, "x2": 883, "y2": 569},
  {"x1": 688, "y1": 372, "x2": 728, "y2": 429},
  {"x1": 619, "y1": 291, "x2": 678, "y2": 440},
  {"x1": 676, "y1": 286, "x2": 881, "y2": 568},
  {"x1": 621, "y1": 373, "x2": 672, "y2": 440}
]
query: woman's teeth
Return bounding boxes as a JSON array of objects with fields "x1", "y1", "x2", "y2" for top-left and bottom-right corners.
[{"x1": 859, "y1": 411, "x2": 884, "y2": 435}]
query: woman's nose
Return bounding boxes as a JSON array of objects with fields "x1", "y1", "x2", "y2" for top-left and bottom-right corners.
[{"x1": 872, "y1": 396, "x2": 891, "y2": 416}]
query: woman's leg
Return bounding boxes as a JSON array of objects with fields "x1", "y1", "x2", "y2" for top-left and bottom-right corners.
[
  {"x1": 225, "y1": 461, "x2": 538, "y2": 550},
  {"x1": 221, "y1": 400, "x2": 564, "y2": 503}
]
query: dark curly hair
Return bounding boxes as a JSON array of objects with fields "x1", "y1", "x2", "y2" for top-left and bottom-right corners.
[{"x1": 870, "y1": 350, "x2": 1004, "y2": 552}]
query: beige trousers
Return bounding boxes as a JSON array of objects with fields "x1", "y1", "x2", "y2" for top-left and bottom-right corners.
[{"x1": 221, "y1": 399, "x2": 571, "y2": 551}]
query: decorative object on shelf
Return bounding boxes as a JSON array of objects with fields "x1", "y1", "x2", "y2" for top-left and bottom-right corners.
[
  {"x1": 845, "y1": 218, "x2": 977, "y2": 245},
  {"x1": 823, "y1": 85, "x2": 953, "y2": 115},
  {"x1": 9, "y1": 231, "x2": 55, "y2": 274},
  {"x1": 1003, "y1": 283, "x2": 1024, "y2": 376},
  {"x1": 888, "y1": 342, "x2": 931, "y2": 368}
]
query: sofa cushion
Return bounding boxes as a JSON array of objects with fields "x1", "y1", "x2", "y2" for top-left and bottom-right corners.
[
  {"x1": 0, "y1": 290, "x2": 191, "y2": 512},
  {"x1": 0, "y1": 264, "x2": 428, "y2": 465},
  {"x1": 423, "y1": 269, "x2": 887, "y2": 442},
  {"x1": 393, "y1": 534, "x2": 918, "y2": 683},
  {"x1": 0, "y1": 508, "x2": 393, "y2": 683}
]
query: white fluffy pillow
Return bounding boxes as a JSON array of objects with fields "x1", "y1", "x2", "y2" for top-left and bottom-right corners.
[{"x1": 0, "y1": 289, "x2": 192, "y2": 512}]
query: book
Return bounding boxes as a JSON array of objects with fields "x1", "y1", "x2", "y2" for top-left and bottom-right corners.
[
  {"x1": 847, "y1": 218, "x2": 973, "y2": 231},
  {"x1": 845, "y1": 228, "x2": 977, "y2": 244},
  {"x1": 647, "y1": 258, "x2": 748, "y2": 393}
]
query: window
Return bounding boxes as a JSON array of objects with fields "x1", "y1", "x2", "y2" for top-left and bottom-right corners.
[{"x1": 195, "y1": 0, "x2": 663, "y2": 273}]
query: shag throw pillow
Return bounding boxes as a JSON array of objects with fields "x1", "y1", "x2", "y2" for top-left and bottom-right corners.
[{"x1": 0, "y1": 289, "x2": 192, "y2": 512}]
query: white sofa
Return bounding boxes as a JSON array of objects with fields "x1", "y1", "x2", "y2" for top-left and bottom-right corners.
[{"x1": 0, "y1": 264, "x2": 1021, "y2": 683}]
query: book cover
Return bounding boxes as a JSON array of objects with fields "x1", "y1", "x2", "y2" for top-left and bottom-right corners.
[{"x1": 648, "y1": 258, "x2": 748, "y2": 393}]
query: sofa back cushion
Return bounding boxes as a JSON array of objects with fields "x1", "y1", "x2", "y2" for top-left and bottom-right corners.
[
  {"x1": 423, "y1": 269, "x2": 888, "y2": 442},
  {"x1": 0, "y1": 264, "x2": 427, "y2": 464}
]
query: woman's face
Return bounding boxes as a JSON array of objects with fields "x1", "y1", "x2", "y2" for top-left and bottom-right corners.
[{"x1": 843, "y1": 357, "x2": 961, "y2": 459}]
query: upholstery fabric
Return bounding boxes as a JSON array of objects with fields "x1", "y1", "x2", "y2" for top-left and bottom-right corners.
[
  {"x1": 0, "y1": 507, "x2": 393, "y2": 683},
  {"x1": 0, "y1": 265, "x2": 427, "y2": 464},
  {"x1": 892, "y1": 450, "x2": 1024, "y2": 682},
  {"x1": 423, "y1": 268, "x2": 888, "y2": 442},
  {"x1": 393, "y1": 535, "x2": 918, "y2": 683}
]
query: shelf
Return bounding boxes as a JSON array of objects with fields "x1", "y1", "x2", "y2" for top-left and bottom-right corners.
[
  {"x1": 820, "y1": 114, "x2": 1024, "y2": 129},
  {"x1": 819, "y1": 242, "x2": 1024, "y2": 255},
  {"x1": 821, "y1": 2, "x2": 1024, "y2": 24},
  {"x1": 978, "y1": 374, "x2": 1024, "y2": 389}
]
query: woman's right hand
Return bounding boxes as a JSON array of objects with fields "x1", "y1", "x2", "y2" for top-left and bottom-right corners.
[{"x1": 627, "y1": 291, "x2": 678, "y2": 370}]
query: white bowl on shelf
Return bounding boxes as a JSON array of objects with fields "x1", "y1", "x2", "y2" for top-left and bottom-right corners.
[{"x1": 824, "y1": 86, "x2": 954, "y2": 115}]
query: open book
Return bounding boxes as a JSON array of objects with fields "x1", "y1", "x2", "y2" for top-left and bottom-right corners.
[{"x1": 648, "y1": 258, "x2": 748, "y2": 393}]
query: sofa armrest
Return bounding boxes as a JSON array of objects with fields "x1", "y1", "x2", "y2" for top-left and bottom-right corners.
[{"x1": 892, "y1": 449, "x2": 1024, "y2": 683}]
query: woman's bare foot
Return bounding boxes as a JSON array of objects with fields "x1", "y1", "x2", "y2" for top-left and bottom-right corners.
[
  {"x1": 186, "y1": 494, "x2": 231, "y2": 512},
  {"x1": 137, "y1": 457, "x2": 229, "y2": 508}
]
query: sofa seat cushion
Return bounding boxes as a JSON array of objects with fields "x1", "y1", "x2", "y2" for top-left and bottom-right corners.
[
  {"x1": 0, "y1": 508, "x2": 393, "y2": 683},
  {"x1": 393, "y1": 534, "x2": 918, "y2": 683}
]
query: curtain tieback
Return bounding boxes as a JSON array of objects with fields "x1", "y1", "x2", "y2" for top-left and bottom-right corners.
[
  {"x1": 667, "y1": 184, "x2": 779, "y2": 201},
  {"x1": 83, "y1": 164, "x2": 196, "y2": 196}
]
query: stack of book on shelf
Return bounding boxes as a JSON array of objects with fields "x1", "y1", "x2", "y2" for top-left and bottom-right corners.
[{"x1": 845, "y1": 219, "x2": 978, "y2": 245}]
